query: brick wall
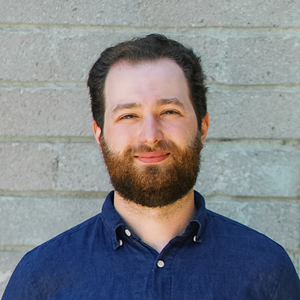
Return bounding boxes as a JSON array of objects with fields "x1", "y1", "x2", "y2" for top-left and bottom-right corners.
[{"x1": 1, "y1": 0, "x2": 300, "y2": 295}]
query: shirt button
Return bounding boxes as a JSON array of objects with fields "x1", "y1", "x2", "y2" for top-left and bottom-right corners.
[
  {"x1": 193, "y1": 236, "x2": 197, "y2": 242},
  {"x1": 125, "y1": 229, "x2": 131, "y2": 237},
  {"x1": 119, "y1": 240, "x2": 123, "y2": 246},
  {"x1": 157, "y1": 260, "x2": 165, "y2": 268}
]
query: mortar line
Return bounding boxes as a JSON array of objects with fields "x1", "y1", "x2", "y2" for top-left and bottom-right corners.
[
  {"x1": 0, "y1": 190, "x2": 109, "y2": 198},
  {"x1": 1, "y1": 22, "x2": 300, "y2": 33},
  {"x1": 285, "y1": 249, "x2": 300, "y2": 255},
  {"x1": 204, "y1": 194, "x2": 300, "y2": 202},
  {"x1": 0, "y1": 190, "x2": 299, "y2": 202},
  {"x1": 205, "y1": 138, "x2": 300, "y2": 144},
  {"x1": 0, "y1": 81, "x2": 87, "y2": 88},
  {"x1": 0, "y1": 136, "x2": 300, "y2": 144},
  {"x1": 207, "y1": 83, "x2": 300, "y2": 91},
  {"x1": 1, "y1": 81, "x2": 300, "y2": 90},
  {"x1": 0, "y1": 245, "x2": 36, "y2": 251},
  {"x1": 0, "y1": 136, "x2": 95, "y2": 143}
]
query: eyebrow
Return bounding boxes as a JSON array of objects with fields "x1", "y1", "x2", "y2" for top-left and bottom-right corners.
[
  {"x1": 112, "y1": 102, "x2": 142, "y2": 114},
  {"x1": 157, "y1": 98, "x2": 186, "y2": 110},
  {"x1": 111, "y1": 98, "x2": 186, "y2": 114}
]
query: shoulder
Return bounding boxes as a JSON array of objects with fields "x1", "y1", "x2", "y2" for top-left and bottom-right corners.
[
  {"x1": 3, "y1": 213, "x2": 106, "y2": 299},
  {"x1": 205, "y1": 209, "x2": 286, "y2": 257},
  {"x1": 33, "y1": 212, "x2": 102, "y2": 253},
  {"x1": 204, "y1": 209, "x2": 300, "y2": 298},
  {"x1": 28, "y1": 212, "x2": 108, "y2": 265}
]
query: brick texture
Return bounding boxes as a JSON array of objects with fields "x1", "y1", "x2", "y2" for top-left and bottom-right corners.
[
  {"x1": 0, "y1": 142, "x2": 112, "y2": 191},
  {"x1": 207, "y1": 87, "x2": 300, "y2": 139},
  {"x1": 0, "y1": 87, "x2": 91, "y2": 137},
  {"x1": 198, "y1": 141, "x2": 300, "y2": 197},
  {"x1": 1, "y1": 0, "x2": 300, "y2": 27},
  {"x1": 0, "y1": 196, "x2": 105, "y2": 246},
  {"x1": 1, "y1": 28, "x2": 300, "y2": 85}
]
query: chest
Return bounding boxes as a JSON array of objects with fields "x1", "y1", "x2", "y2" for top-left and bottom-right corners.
[{"x1": 44, "y1": 244, "x2": 272, "y2": 300}]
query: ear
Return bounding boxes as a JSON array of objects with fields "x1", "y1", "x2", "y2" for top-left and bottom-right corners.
[
  {"x1": 93, "y1": 120, "x2": 102, "y2": 150},
  {"x1": 200, "y1": 113, "x2": 209, "y2": 143}
]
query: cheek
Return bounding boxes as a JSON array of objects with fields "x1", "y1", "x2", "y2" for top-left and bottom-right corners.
[
  {"x1": 103, "y1": 125, "x2": 137, "y2": 152},
  {"x1": 164, "y1": 119, "x2": 198, "y2": 144}
]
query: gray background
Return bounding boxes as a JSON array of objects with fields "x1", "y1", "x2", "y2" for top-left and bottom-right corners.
[{"x1": 1, "y1": 0, "x2": 300, "y2": 295}]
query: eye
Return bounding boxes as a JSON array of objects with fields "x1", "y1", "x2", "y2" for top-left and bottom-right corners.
[
  {"x1": 162, "y1": 110, "x2": 180, "y2": 115},
  {"x1": 120, "y1": 114, "x2": 137, "y2": 120}
]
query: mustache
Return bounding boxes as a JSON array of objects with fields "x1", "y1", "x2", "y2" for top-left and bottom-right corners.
[
  {"x1": 126, "y1": 140, "x2": 177, "y2": 154},
  {"x1": 100, "y1": 130, "x2": 202, "y2": 157},
  {"x1": 125, "y1": 132, "x2": 203, "y2": 155},
  {"x1": 100, "y1": 136, "x2": 175, "y2": 155}
]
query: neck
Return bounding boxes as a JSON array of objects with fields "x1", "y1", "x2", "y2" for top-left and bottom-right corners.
[{"x1": 114, "y1": 189, "x2": 196, "y2": 253}]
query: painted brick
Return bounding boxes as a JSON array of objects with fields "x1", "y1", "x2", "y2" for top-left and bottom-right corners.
[
  {"x1": 138, "y1": 0, "x2": 300, "y2": 28},
  {"x1": 0, "y1": 0, "x2": 300, "y2": 27},
  {"x1": 1, "y1": 28, "x2": 300, "y2": 85},
  {"x1": 0, "y1": 28, "x2": 130, "y2": 82},
  {"x1": 207, "y1": 87, "x2": 300, "y2": 139},
  {"x1": 0, "y1": 196, "x2": 105, "y2": 246},
  {"x1": 0, "y1": 251, "x2": 27, "y2": 297},
  {"x1": 204, "y1": 34, "x2": 300, "y2": 85},
  {"x1": 196, "y1": 141, "x2": 300, "y2": 198},
  {"x1": 0, "y1": 142, "x2": 111, "y2": 191},
  {"x1": 0, "y1": 30, "x2": 56, "y2": 82},
  {"x1": 0, "y1": 142, "x2": 58, "y2": 190},
  {"x1": 205, "y1": 197, "x2": 300, "y2": 251},
  {"x1": 179, "y1": 31, "x2": 300, "y2": 85},
  {"x1": 0, "y1": 0, "x2": 140, "y2": 26},
  {"x1": 0, "y1": 87, "x2": 92, "y2": 137},
  {"x1": 55, "y1": 143, "x2": 112, "y2": 191}
]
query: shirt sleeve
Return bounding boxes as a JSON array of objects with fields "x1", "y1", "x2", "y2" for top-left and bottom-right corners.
[
  {"x1": 271, "y1": 251, "x2": 300, "y2": 300},
  {"x1": 2, "y1": 253, "x2": 41, "y2": 300}
]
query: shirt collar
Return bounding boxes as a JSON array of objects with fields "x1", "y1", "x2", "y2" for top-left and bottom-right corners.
[
  {"x1": 101, "y1": 190, "x2": 208, "y2": 249},
  {"x1": 190, "y1": 190, "x2": 208, "y2": 243},
  {"x1": 101, "y1": 191, "x2": 125, "y2": 250}
]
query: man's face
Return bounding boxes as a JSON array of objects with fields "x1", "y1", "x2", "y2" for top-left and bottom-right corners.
[{"x1": 94, "y1": 58, "x2": 208, "y2": 207}]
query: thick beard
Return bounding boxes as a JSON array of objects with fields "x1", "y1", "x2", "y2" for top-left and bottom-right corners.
[{"x1": 100, "y1": 132, "x2": 203, "y2": 208}]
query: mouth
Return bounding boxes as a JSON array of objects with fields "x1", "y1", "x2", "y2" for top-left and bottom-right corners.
[{"x1": 135, "y1": 151, "x2": 170, "y2": 163}]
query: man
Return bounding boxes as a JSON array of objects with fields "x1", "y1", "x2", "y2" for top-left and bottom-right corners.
[{"x1": 3, "y1": 34, "x2": 300, "y2": 299}]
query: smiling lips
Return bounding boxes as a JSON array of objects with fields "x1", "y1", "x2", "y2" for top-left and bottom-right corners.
[{"x1": 135, "y1": 151, "x2": 170, "y2": 163}]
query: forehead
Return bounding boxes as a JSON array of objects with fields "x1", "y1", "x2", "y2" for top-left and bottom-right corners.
[
  {"x1": 107, "y1": 58, "x2": 185, "y2": 78},
  {"x1": 104, "y1": 58, "x2": 192, "y2": 110}
]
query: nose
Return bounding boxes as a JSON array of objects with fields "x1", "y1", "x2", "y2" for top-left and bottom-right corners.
[{"x1": 139, "y1": 114, "x2": 163, "y2": 147}]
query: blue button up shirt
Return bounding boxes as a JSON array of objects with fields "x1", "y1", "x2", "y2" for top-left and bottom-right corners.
[{"x1": 3, "y1": 191, "x2": 300, "y2": 299}]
